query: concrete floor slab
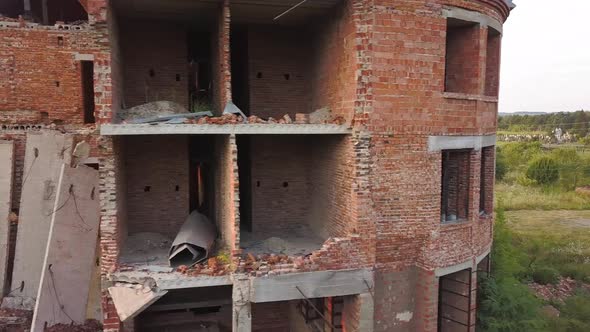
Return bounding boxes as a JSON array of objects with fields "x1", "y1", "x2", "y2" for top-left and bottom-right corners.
[
  {"x1": 11, "y1": 131, "x2": 73, "y2": 299},
  {"x1": 108, "y1": 286, "x2": 167, "y2": 322},
  {"x1": 0, "y1": 141, "x2": 14, "y2": 295},
  {"x1": 31, "y1": 164, "x2": 99, "y2": 331}
]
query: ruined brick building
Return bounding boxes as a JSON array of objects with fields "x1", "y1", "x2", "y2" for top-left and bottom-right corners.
[{"x1": 0, "y1": 0, "x2": 514, "y2": 330}]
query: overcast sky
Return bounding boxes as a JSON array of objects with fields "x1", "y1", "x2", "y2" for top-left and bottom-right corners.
[{"x1": 499, "y1": 0, "x2": 590, "y2": 113}]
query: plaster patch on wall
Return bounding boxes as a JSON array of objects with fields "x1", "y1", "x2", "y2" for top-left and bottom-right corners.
[{"x1": 396, "y1": 311, "x2": 413, "y2": 322}]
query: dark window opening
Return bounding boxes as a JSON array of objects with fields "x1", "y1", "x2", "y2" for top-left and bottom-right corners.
[
  {"x1": 441, "y1": 150, "x2": 471, "y2": 223},
  {"x1": 0, "y1": 0, "x2": 24, "y2": 19},
  {"x1": 27, "y1": 0, "x2": 88, "y2": 25},
  {"x1": 485, "y1": 28, "x2": 501, "y2": 96},
  {"x1": 444, "y1": 19, "x2": 480, "y2": 94},
  {"x1": 231, "y1": 26, "x2": 251, "y2": 115},
  {"x1": 479, "y1": 146, "x2": 494, "y2": 215},
  {"x1": 81, "y1": 60, "x2": 95, "y2": 124},
  {"x1": 188, "y1": 30, "x2": 212, "y2": 113},
  {"x1": 438, "y1": 269, "x2": 474, "y2": 332}
]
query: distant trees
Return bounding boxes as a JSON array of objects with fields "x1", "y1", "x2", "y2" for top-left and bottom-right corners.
[{"x1": 498, "y1": 110, "x2": 590, "y2": 138}]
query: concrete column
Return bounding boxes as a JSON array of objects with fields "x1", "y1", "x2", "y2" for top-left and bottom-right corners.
[
  {"x1": 23, "y1": 0, "x2": 32, "y2": 19},
  {"x1": 41, "y1": 0, "x2": 48, "y2": 24},
  {"x1": 232, "y1": 275, "x2": 252, "y2": 332},
  {"x1": 357, "y1": 293, "x2": 375, "y2": 332}
]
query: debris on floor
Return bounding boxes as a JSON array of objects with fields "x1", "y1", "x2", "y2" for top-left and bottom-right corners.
[
  {"x1": 528, "y1": 277, "x2": 590, "y2": 304},
  {"x1": 116, "y1": 101, "x2": 189, "y2": 123},
  {"x1": 43, "y1": 319, "x2": 102, "y2": 332},
  {"x1": 176, "y1": 255, "x2": 231, "y2": 277},
  {"x1": 0, "y1": 308, "x2": 33, "y2": 331}
]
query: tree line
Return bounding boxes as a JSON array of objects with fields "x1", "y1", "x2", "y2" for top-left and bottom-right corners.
[{"x1": 499, "y1": 110, "x2": 590, "y2": 137}]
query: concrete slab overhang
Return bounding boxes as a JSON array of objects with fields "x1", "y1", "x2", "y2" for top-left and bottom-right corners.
[
  {"x1": 100, "y1": 124, "x2": 352, "y2": 135},
  {"x1": 109, "y1": 271, "x2": 233, "y2": 290},
  {"x1": 249, "y1": 268, "x2": 374, "y2": 303},
  {"x1": 108, "y1": 286, "x2": 168, "y2": 322}
]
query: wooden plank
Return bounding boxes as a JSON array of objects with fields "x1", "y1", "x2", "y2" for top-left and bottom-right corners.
[{"x1": 250, "y1": 269, "x2": 373, "y2": 303}]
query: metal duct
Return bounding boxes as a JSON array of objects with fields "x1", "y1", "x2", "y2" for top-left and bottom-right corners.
[{"x1": 169, "y1": 211, "x2": 216, "y2": 268}]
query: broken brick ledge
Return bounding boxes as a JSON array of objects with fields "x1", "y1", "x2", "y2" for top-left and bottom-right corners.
[{"x1": 100, "y1": 123, "x2": 353, "y2": 135}]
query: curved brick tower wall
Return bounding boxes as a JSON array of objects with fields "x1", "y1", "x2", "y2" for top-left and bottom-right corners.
[{"x1": 359, "y1": 0, "x2": 510, "y2": 330}]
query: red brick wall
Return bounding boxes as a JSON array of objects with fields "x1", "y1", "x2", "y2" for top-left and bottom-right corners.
[
  {"x1": 309, "y1": 136, "x2": 355, "y2": 238},
  {"x1": 247, "y1": 27, "x2": 313, "y2": 119},
  {"x1": 249, "y1": 135, "x2": 354, "y2": 239},
  {"x1": 250, "y1": 136, "x2": 312, "y2": 233},
  {"x1": 214, "y1": 134, "x2": 240, "y2": 252},
  {"x1": 485, "y1": 29, "x2": 501, "y2": 96},
  {"x1": 120, "y1": 19, "x2": 189, "y2": 109},
  {"x1": 211, "y1": 0, "x2": 231, "y2": 115},
  {"x1": 252, "y1": 301, "x2": 291, "y2": 332},
  {"x1": 123, "y1": 135, "x2": 189, "y2": 238},
  {"x1": 0, "y1": 26, "x2": 103, "y2": 124},
  {"x1": 445, "y1": 22, "x2": 481, "y2": 94},
  {"x1": 310, "y1": 0, "x2": 357, "y2": 123}
]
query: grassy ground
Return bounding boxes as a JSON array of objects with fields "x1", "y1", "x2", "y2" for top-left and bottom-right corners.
[{"x1": 496, "y1": 183, "x2": 590, "y2": 210}]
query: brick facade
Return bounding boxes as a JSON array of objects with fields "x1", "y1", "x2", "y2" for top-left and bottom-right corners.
[{"x1": 0, "y1": 0, "x2": 511, "y2": 330}]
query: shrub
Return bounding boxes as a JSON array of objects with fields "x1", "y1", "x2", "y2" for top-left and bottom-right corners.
[
  {"x1": 496, "y1": 151, "x2": 508, "y2": 181},
  {"x1": 499, "y1": 142, "x2": 543, "y2": 170},
  {"x1": 532, "y1": 266, "x2": 560, "y2": 285},
  {"x1": 560, "y1": 263, "x2": 590, "y2": 283},
  {"x1": 526, "y1": 156, "x2": 559, "y2": 184}
]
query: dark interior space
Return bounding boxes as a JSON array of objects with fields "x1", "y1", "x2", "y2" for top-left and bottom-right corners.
[
  {"x1": 114, "y1": 0, "x2": 219, "y2": 113},
  {"x1": 441, "y1": 150, "x2": 471, "y2": 223},
  {"x1": 230, "y1": 26, "x2": 250, "y2": 115},
  {"x1": 188, "y1": 30, "x2": 212, "y2": 113},
  {"x1": 438, "y1": 269, "x2": 474, "y2": 332},
  {"x1": 30, "y1": 0, "x2": 88, "y2": 24},
  {"x1": 189, "y1": 136, "x2": 216, "y2": 218},
  {"x1": 81, "y1": 60, "x2": 95, "y2": 124},
  {"x1": 0, "y1": 0, "x2": 24, "y2": 19},
  {"x1": 137, "y1": 286, "x2": 233, "y2": 332}
]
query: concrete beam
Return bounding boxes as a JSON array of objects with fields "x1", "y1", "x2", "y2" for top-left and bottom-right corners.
[
  {"x1": 428, "y1": 135, "x2": 496, "y2": 152},
  {"x1": 435, "y1": 247, "x2": 491, "y2": 277},
  {"x1": 31, "y1": 164, "x2": 100, "y2": 331},
  {"x1": 232, "y1": 275, "x2": 251, "y2": 332},
  {"x1": 100, "y1": 124, "x2": 352, "y2": 135},
  {"x1": 0, "y1": 141, "x2": 14, "y2": 295},
  {"x1": 250, "y1": 269, "x2": 374, "y2": 303},
  {"x1": 443, "y1": 6, "x2": 503, "y2": 34},
  {"x1": 11, "y1": 131, "x2": 73, "y2": 299}
]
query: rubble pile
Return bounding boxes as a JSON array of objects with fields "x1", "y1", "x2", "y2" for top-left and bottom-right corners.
[
  {"x1": 0, "y1": 14, "x2": 23, "y2": 23},
  {"x1": 0, "y1": 308, "x2": 32, "y2": 332},
  {"x1": 528, "y1": 277, "x2": 590, "y2": 303},
  {"x1": 176, "y1": 256, "x2": 231, "y2": 277},
  {"x1": 44, "y1": 320, "x2": 102, "y2": 332},
  {"x1": 236, "y1": 252, "x2": 313, "y2": 277},
  {"x1": 187, "y1": 113, "x2": 347, "y2": 125}
]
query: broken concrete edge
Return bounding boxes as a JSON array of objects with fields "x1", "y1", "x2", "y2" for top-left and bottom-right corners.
[
  {"x1": 108, "y1": 286, "x2": 167, "y2": 322},
  {"x1": 0, "y1": 140, "x2": 15, "y2": 296},
  {"x1": 100, "y1": 123, "x2": 353, "y2": 135},
  {"x1": 428, "y1": 134, "x2": 496, "y2": 152}
]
